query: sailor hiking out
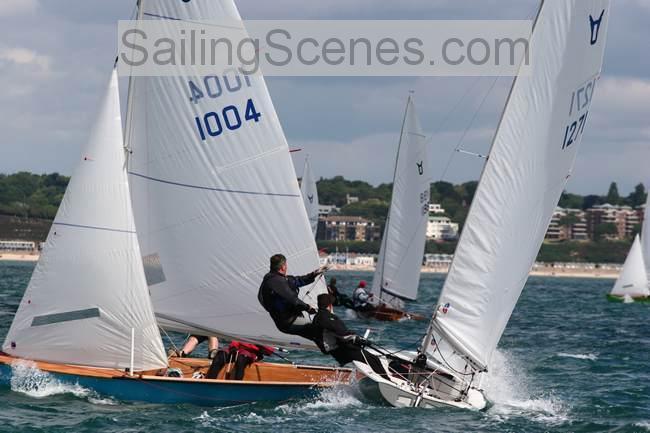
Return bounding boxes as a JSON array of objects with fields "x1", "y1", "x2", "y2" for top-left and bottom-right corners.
[
  {"x1": 258, "y1": 254, "x2": 328, "y2": 341},
  {"x1": 313, "y1": 294, "x2": 388, "y2": 377}
]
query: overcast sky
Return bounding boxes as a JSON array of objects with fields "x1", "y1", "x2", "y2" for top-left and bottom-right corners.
[{"x1": 0, "y1": 0, "x2": 648, "y2": 195}]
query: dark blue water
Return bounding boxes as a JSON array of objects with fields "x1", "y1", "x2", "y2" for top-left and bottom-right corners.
[{"x1": 0, "y1": 261, "x2": 648, "y2": 432}]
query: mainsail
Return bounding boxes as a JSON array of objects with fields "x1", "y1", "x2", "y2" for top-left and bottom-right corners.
[
  {"x1": 2, "y1": 71, "x2": 167, "y2": 370},
  {"x1": 611, "y1": 235, "x2": 650, "y2": 298},
  {"x1": 425, "y1": 0, "x2": 611, "y2": 371},
  {"x1": 126, "y1": 0, "x2": 327, "y2": 349},
  {"x1": 300, "y1": 156, "x2": 319, "y2": 238},
  {"x1": 371, "y1": 95, "x2": 430, "y2": 302}
]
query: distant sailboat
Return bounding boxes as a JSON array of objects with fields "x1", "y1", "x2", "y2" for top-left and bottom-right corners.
[
  {"x1": 1, "y1": 0, "x2": 351, "y2": 405},
  {"x1": 365, "y1": 94, "x2": 429, "y2": 322},
  {"x1": 609, "y1": 191, "x2": 650, "y2": 302},
  {"x1": 300, "y1": 156, "x2": 320, "y2": 238},
  {"x1": 356, "y1": 0, "x2": 611, "y2": 410}
]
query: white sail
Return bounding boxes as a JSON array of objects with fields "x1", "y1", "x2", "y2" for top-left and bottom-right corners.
[
  {"x1": 427, "y1": 0, "x2": 611, "y2": 370},
  {"x1": 641, "y1": 192, "x2": 650, "y2": 283},
  {"x1": 2, "y1": 71, "x2": 167, "y2": 371},
  {"x1": 371, "y1": 95, "x2": 430, "y2": 302},
  {"x1": 300, "y1": 156, "x2": 319, "y2": 238},
  {"x1": 611, "y1": 235, "x2": 649, "y2": 298},
  {"x1": 126, "y1": 0, "x2": 327, "y2": 349}
]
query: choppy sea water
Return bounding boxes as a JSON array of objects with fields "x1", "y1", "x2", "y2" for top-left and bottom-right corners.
[{"x1": 0, "y1": 261, "x2": 649, "y2": 433}]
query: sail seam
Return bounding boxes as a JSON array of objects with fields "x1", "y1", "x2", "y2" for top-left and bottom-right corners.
[
  {"x1": 53, "y1": 222, "x2": 136, "y2": 234},
  {"x1": 128, "y1": 172, "x2": 301, "y2": 198},
  {"x1": 142, "y1": 12, "x2": 181, "y2": 21}
]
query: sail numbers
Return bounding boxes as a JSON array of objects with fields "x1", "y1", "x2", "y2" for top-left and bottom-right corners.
[
  {"x1": 195, "y1": 99, "x2": 262, "y2": 141},
  {"x1": 187, "y1": 74, "x2": 252, "y2": 104},
  {"x1": 562, "y1": 77, "x2": 597, "y2": 150},
  {"x1": 420, "y1": 188, "x2": 430, "y2": 216}
]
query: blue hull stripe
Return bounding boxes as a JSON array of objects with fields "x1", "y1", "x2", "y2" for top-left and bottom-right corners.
[{"x1": 0, "y1": 364, "x2": 319, "y2": 406}]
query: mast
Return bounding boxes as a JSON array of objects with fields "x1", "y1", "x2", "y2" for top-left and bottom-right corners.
[
  {"x1": 377, "y1": 92, "x2": 413, "y2": 301},
  {"x1": 419, "y1": 0, "x2": 545, "y2": 363},
  {"x1": 123, "y1": 0, "x2": 144, "y2": 154}
]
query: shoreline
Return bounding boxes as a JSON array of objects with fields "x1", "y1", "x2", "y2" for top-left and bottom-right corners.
[
  {"x1": 327, "y1": 264, "x2": 618, "y2": 280},
  {"x1": 0, "y1": 253, "x2": 619, "y2": 279}
]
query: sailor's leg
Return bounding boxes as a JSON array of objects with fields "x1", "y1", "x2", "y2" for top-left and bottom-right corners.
[
  {"x1": 206, "y1": 350, "x2": 228, "y2": 379},
  {"x1": 332, "y1": 345, "x2": 389, "y2": 378},
  {"x1": 179, "y1": 335, "x2": 205, "y2": 356},
  {"x1": 233, "y1": 355, "x2": 254, "y2": 380},
  {"x1": 207, "y1": 337, "x2": 219, "y2": 359},
  {"x1": 279, "y1": 315, "x2": 318, "y2": 341}
]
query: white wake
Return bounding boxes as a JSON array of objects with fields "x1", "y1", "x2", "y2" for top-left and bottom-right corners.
[
  {"x1": 483, "y1": 350, "x2": 569, "y2": 426},
  {"x1": 10, "y1": 360, "x2": 116, "y2": 405}
]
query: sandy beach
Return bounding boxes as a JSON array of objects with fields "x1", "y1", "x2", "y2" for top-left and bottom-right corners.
[{"x1": 0, "y1": 252, "x2": 39, "y2": 262}]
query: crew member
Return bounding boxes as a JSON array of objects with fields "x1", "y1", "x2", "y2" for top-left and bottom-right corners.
[
  {"x1": 352, "y1": 281, "x2": 375, "y2": 312},
  {"x1": 329, "y1": 277, "x2": 355, "y2": 309},
  {"x1": 169, "y1": 335, "x2": 219, "y2": 359},
  {"x1": 258, "y1": 254, "x2": 328, "y2": 341},
  {"x1": 206, "y1": 341, "x2": 274, "y2": 380},
  {"x1": 313, "y1": 293, "x2": 388, "y2": 378}
]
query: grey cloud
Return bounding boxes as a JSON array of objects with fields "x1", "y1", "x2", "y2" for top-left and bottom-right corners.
[{"x1": 0, "y1": 0, "x2": 648, "y2": 199}]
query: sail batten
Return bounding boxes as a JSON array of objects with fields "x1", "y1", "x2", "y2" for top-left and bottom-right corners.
[
  {"x1": 3, "y1": 71, "x2": 167, "y2": 370},
  {"x1": 126, "y1": 0, "x2": 327, "y2": 349},
  {"x1": 371, "y1": 96, "x2": 430, "y2": 302},
  {"x1": 425, "y1": 0, "x2": 611, "y2": 369}
]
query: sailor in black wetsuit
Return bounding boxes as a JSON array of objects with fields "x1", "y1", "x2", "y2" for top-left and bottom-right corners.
[
  {"x1": 258, "y1": 254, "x2": 327, "y2": 341},
  {"x1": 313, "y1": 293, "x2": 389, "y2": 378}
]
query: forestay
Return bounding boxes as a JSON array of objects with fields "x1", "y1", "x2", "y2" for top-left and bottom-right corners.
[
  {"x1": 611, "y1": 235, "x2": 649, "y2": 298},
  {"x1": 2, "y1": 71, "x2": 167, "y2": 370},
  {"x1": 371, "y1": 95, "x2": 430, "y2": 302},
  {"x1": 126, "y1": 0, "x2": 327, "y2": 349},
  {"x1": 428, "y1": 0, "x2": 611, "y2": 370},
  {"x1": 300, "y1": 156, "x2": 319, "y2": 238}
]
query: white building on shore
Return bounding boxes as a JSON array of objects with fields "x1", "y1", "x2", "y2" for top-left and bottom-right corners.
[
  {"x1": 426, "y1": 216, "x2": 459, "y2": 241},
  {"x1": 0, "y1": 240, "x2": 36, "y2": 251}
]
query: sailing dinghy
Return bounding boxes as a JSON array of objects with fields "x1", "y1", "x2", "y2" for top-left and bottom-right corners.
[
  {"x1": 300, "y1": 156, "x2": 320, "y2": 238},
  {"x1": 0, "y1": 0, "x2": 353, "y2": 405},
  {"x1": 356, "y1": 0, "x2": 610, "y2": 409},
  {"x1": 609, "y1": 188, "x2": 650, "y2": 302},
  {"x1": 364, "y1": 94, "x2": 429, "y2": 322}
]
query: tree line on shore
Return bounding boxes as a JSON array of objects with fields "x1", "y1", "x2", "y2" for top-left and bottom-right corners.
[{"x1": 0, "y1": 172, "x2": 645, "y2": 262}]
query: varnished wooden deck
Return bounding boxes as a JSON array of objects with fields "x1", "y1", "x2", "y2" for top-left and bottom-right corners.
[{"x1": 0, "y1": 353, "x2": 355, "y2": 386}]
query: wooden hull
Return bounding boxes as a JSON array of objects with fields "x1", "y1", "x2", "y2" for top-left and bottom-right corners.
[
  {"x1": 606, "y1": 294, "x2": 650, "y2": 303},
  {"x1": 0, "y1": 354, "x2": 353, "y2": 406},
  {"x1": 359, "y1": 304, "x2": 426, "y2": 322}
]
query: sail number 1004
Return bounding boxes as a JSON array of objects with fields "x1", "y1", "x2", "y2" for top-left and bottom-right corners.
[{"x1": 194, "y1": 99, "x2": 262, "y2": 141}]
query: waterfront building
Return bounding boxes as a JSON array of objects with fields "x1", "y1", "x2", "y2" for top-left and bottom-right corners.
[
  {"x1": 0, "y1": 240, "x2": 36, "y2": 251},
  {"x1": 545, "y1": 207, "x2": 588, "y2": 241},
  {"x1": 585, "y1": 204, "x2": 640, "y2": 240},
  {"x1": 317, "y1": 216, "x2": 380, "y2": 242},
  {"x1": 426, "y1": 216, "x2": 459, "y2": 241}
]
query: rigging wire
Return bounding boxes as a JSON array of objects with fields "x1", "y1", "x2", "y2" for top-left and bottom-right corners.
[{"x1": 438, "y1": 75, "x2": 502, "y2": 183}]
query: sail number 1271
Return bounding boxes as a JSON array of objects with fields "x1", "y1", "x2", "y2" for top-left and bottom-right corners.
[{"x1": 195, "y1": 99, "x2": 262, "y2": 141}]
